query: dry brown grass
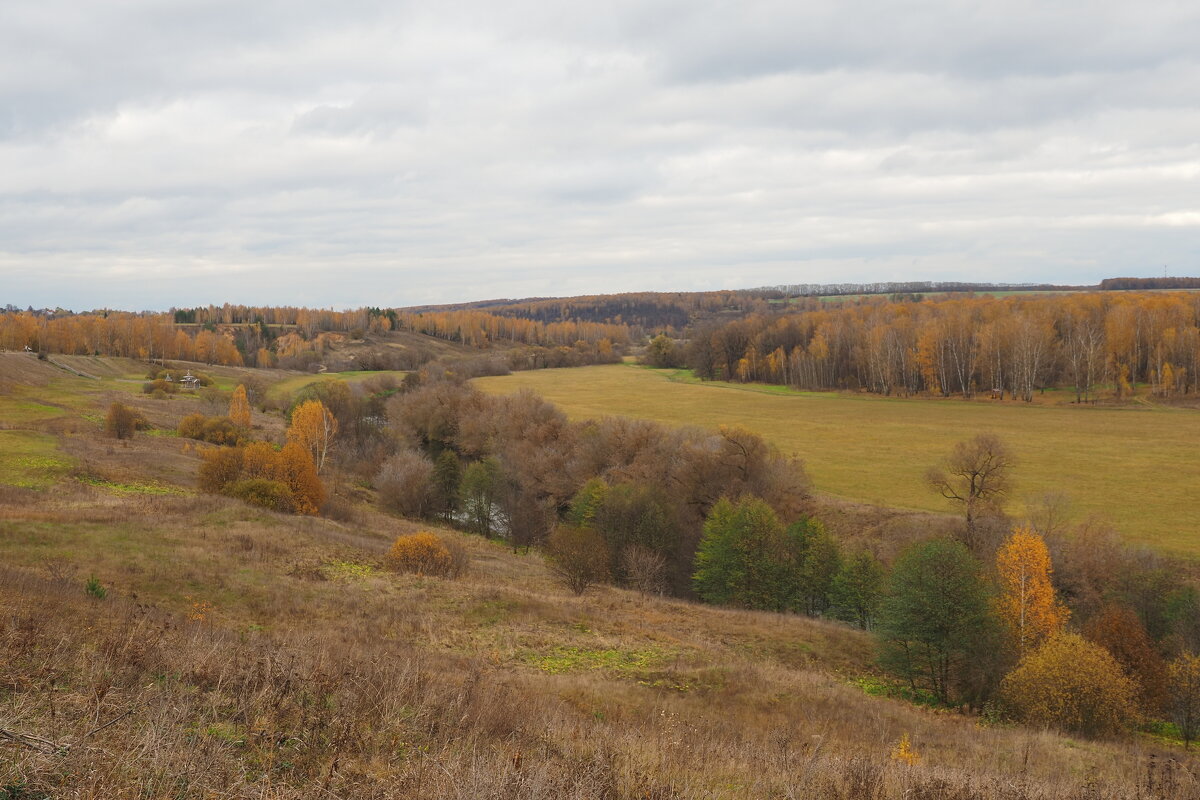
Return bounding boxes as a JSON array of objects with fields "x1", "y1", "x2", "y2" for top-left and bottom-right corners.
[{"x1": 2, "y1": 486, "x2": 1198, "y2": 798}]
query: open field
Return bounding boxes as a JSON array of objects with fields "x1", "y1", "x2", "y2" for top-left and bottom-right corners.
[
  {"x1": 476, "y1": 364, "x2": 1200, "y2": 556},
  {"x1": 265, "y1": 369, "x2": 407, "y2": 406}
]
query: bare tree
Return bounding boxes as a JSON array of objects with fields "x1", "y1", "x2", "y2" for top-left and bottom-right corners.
[
  {"x1": 926, "y1": 433, "x2": 1015, "y2": 545},
  {"x1": 546, "y1": 526, "x2": 609, "y2": 595},
  {"x1": 621, "y1": 544, "x2": 668, "y2": 596}
]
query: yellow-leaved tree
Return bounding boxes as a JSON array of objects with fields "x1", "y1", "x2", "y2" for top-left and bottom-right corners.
[
  {"x1": 228, "y1": 384, "x2": 252, "y2": 428},
  {"x1": 276, "y1": 441, "x2": 326, "y2": 515},
  {"x1": 287, "y1": 399, "x2": 337, "y2": 474},
  {"x1": 1000, "y1": 632, "x2": 1138, "y2": 736},
  {"x1": 995, "y1": 526, "x2": 1068, "y2": 655}
]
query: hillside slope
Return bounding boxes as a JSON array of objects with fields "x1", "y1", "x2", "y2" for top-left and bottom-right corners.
[{"x1": 1, "y1": 356, "x2": 1196, "y2": 798}]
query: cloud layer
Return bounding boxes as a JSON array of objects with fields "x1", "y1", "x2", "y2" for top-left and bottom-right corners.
[{"x1": 3, "y1": 0, "x2": 1199, "y2": 309}]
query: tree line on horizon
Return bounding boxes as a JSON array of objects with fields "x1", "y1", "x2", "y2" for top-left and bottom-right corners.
[
  {"x1": 672, "y1": 290, "x2": 1200, "y2": 400},
  {"x1": 0, "y1": 305, "x2": 630, "y2": 370}
]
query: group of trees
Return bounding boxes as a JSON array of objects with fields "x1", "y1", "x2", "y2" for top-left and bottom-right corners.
[
  {"x1": 0, "y1": 310, "x2": 247, "y2": 365},
  {"x1": 194, "y1": 387, "x2": 328, "y2": 515},
  {"x1": 0, "y1": 302, "x2": 635, "y2": 371},
  {"x1": 654, "y1": 428, "x2": 1200, "y2": 742},
  {"x1": 373, "y1": 376, "x2": 811, "y2": 595},
  {"x1": 691, "y1": 496, "x2": 874, "y2": 620},
  {"x1": 873, "y1": 524, "x2": 1200, "y2": 742},
  {"x1": 402, "y1": 290, "x2": 779, "y2": 333},
  {"x1": 683, "y1": 291, "x2": 1200, "y2": 401},
  {"x1": 758, "y1": 281, "x2": 1069, "y2": 298}
]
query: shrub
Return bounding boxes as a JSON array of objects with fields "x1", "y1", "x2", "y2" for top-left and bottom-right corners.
[
  {"x1": 142, "y1": 378, "x2": 179, "y2": 395},
  {"x1": 197, "y1": 442, "x2": 324, "y2": 516},
  {"x1": 621, "y1": 544, "x2": 667, "y2": 595},
  {"x1": 275, "y1": 441, "x2": 325, "y2": 515},
  {"x1": 1168, "y1": 653, "x2": 1200, "y2": 749},
  {"x1": 1000, "y1": 632, "x2": 1138, "y2": 737},
  {"x1": 198, "y1": 447, "x2": 244, "y2": 494},
  {"x1": 375, "y1": 450, "x2": 434, "y2": 517},
  {"x1": 84, "y1": 575, "x2": 107, "y2": 600},
  {"x1": 178, "y1": 413, "x2": 242, "y2": 446},
  {"x1": 386, "y1": 532, "x2": 457, "y2": 577},
  {"x1": 105, "y1": 402, "x2": 146, "y2": 440},
  {"x1": 547, "y1": 526, "x2": 610, "y2": 596},
  {"x1": 228, "y1": 478, "x2": 295, "y2": 513},
  {"x1": 442, "y1": 536, "x2": 470, "y2": 578}
]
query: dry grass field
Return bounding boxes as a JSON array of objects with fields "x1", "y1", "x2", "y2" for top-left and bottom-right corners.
[
  {"x1": 475, "y1": 364, "x2": 1200, "y2": 556},
  {"x1": 3, "y1": 352, "x2": 1200, "y2": 797}
]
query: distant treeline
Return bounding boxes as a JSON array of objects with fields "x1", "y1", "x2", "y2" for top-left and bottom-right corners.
[
  {"x1": 401, "y1": 290, "x2": 780, "y2": 333},
  {"x1": 0, "y1": 304, "x2": 630, "y2": 369},
  {"x1": 758, "y1": 281, "x2": 1081, "y2": 297},
  {"x1": 681, "y1": 291, "x2": 1200, "y2": 401},
  {"x1": 1100, "y1": 277, "x2": 1200, "y2": 291}
]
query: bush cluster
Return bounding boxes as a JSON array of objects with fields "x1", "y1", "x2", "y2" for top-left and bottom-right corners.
[
  {"x1": 198, "y1": 441, "x2": 325, "y2": 515},
  {"x1": 178, "y1": 413, "x2": 244, "y2": 446}
]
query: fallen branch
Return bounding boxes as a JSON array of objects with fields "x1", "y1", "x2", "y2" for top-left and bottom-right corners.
[
  {"x1": 1, "y1": 708, "x2": 133, "y2": 755},
  {"x1": 0, "y1": 727, "x2": 64, "y2": 754}
]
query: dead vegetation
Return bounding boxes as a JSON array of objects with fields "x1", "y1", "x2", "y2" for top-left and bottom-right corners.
[{"x1": 2, "y1": 488, "x2": 1198, "y2": 799}]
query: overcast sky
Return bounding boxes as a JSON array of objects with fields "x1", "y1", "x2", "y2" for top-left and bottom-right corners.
[{"x1": 3, "y1": 1, "x2": 1199, "y2": 310}]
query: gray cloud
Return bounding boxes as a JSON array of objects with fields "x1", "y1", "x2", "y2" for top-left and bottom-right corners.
[{"x1": 1, "y1": 1, "x2": 1198, "y2": 310}]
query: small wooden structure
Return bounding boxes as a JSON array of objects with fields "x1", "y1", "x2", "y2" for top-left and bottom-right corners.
[{"x1": 180, "y1": 370, "x2": 201, "y2": 391}]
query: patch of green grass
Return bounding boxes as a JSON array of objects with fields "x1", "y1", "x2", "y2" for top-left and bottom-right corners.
[
  {"x1": 0, "y1": 430, "x2": 73, "y2": 488},
  {"x1": 266, "y1": 370, "x2": 408, "y2": 407},
  {"x1": 322, "y1": 559, "x2": 378, "y2": 582},
  {"x1": 466, "y1": 598, "x2": 519, "y2": 626},
  {"x1": 0, "y1": 397, "x2": 69, "y2": 424},
  {"x1": 851, "y1": 676, "x2": 945, "y2": 709},
  {"x1": 524, "y1": 645, "x2": 668, "y2": 676},
  {"x1": 476, "y1": 365, "x2": 1200, "y2": 556},
  {"x1": 78, "y1": 476, "x2": 187, "y2": 495}
]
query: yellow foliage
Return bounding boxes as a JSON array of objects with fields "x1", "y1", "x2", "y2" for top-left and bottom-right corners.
[
  {"x1": 890, "y1": 733, "x2": 920, "y2": 766},
  {"x1": 240, "y1": 441, "x2": 278, "y2": 481},
  {"x1": 276, "y1": 441, "x2": 326, "y2": 515},
  {"x1": 995, "y1": 526, "x2": 1068, "y2": 654},
  {"x1": 287, "y1": 399, "x2": 337, "y2": 474},
  {"x1": 228, "y1": 384, "x2": 251, "y2": 428},
  {"x1": 386, "y1": 532, "x2": 455, "y2": 577},
  {"x1": 1000, "y1": 632, "x2": 1138, "y2": 737}
]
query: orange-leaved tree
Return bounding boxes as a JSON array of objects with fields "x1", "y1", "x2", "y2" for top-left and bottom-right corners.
[
  {"x1": 995, "y1": 526, "x2": 1068, "y2": 655},
  {"x1": 1083, "y1": 604, "x2": 1169, "y2": 715},
  {"x1": 275, "y1": 441, "x2": 326, "y2": 515},
  {"x1": 287, "y1": 399, "x2": 337, "y2": 474},
  {"x1": 228, "y1": 384, "x2": 251, "y2": 428}
]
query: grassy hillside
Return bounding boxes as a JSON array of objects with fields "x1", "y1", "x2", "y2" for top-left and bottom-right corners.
[
  {"x1": 475, "y1": 364, "x2": 1200, "y2": 556},
  {"x1": 2, "y1": 353, "x2": 1198, "y2": 797}
]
